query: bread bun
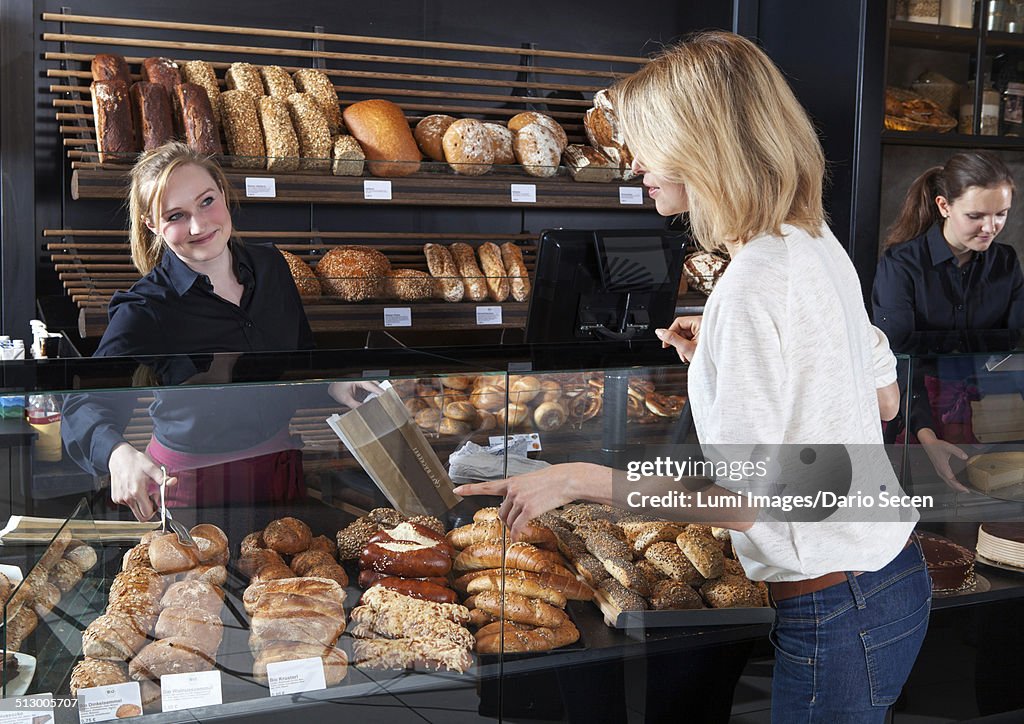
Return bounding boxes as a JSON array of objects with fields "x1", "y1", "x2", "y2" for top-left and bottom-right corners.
[
  {"x1": 316, "y1": 246, "x2": 391, "y2": 301},
  {"x1": 444, "y1": 400, "x2": 478, "y2": 423},
  {"x1": 308, "y1": 535, "x2": 337, "y2": 557},
  {"x1": 263, "y1": 517, "x2": 312, "y2": 555},
  {"x1": 423, "y1": 243, "x2": 465, "y2": 303},
  {"x1": 483, "y1": 123, "x2": 515, "y2": 164},
  {"x1": 509, "y1": 112, "x2": 568, "y2": 150},
  {"x1": 160, "y1": 580, "x2": 224, "y2": 615},
  {"x1": 538, "y1": 379, "x2": 562, "y2": 403},
  {"x1": 441, "y1": 375, "x2": 473, "y2": 391},
  {"x1": 64, "y1": 541, "x2": 98, "y2": 573},
  {"x1": 384, "y1": 268, "x2": 436, "y2": 301},
  {"x1": 49, "y1": 558, "x2": 83, "y2": 593},
  {"x1": 281, "y1": 250, "x2": 320, "y2": 299},
  {"x1": 414, "y1": 114, "x2": 456, "y2": 161},
  {"x1": 189, "y1": 524, "x2": 229, "y2": 566},
  {"x1": 439, "y1": 417, "x2": 472, "y2": 437},
  {"x1": 70, "y1": 658, "x2": 129, "y2": 696},
  {"x1": 415, "y1": 407, "x2": 441, "y2": 431},
  {"x1": 442, "y1": 118, "x2": 494, "y2": 175},
  {"x1": 534, "y1": 401, "x2": 567, "y2": 431},
  {"x1": 239, "y1": 531, "x2": 264, "y2": 555},
  {"x1": 342, "y1": 99, "x2": 421, "y2": 177},
  {"x1": 305, "y1": 563, "x2": 349, "y2": 587},
  {"x1": 498, "y1": 402, "x2": 529, "y2": 427},
  {"x1": 477, "y1": 410, "x2": 497, "y2": 431},
  {"x1": 509, "y1": 375, "x2": 541, "y2": 404},
  {"x1": 513, "y1": 123, "x2": 561, "y2": 177},
  {"x1": 470, "y1": 385, "x2": 505, "y2": 412},
  {"x1": 148, "y1": 532, "x2": 200, "y2": 574},
  {"x1": 183, "y1": 564, "x2": 228, "y2": 586},
  {"x1": 291, "y1": 549, "x2": 336, "y2": 576}
]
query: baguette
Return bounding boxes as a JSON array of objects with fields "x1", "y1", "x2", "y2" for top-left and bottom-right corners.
[
  {"x1": 500, "y1": 242, "x2": 531, "y2": 302},
  {"x1": 475, "y1": 619, "x2": 579, "y2": 653},
  {"x1": 477, "y1": 242, "x2": 510, "y2": 302},
  {"x1": 449, "y1": 243, "x2": 489, "y2": 302},
  {"x1": 472, "y1": 590, "x2": 569, "y2": 628},
  {"x1": 423, "y1": 243, "x2": 465, "y2": 302}
]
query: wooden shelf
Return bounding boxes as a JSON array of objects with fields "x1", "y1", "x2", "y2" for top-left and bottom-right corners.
[
  {"x1": 881, "y1": 130, "x2": 1024, "y2": 149},
  {"x1": 889, "y1": 21, "x2": 979, "y2": 51},
  {"x1": 70, "y1": 166, "x2": 654, "y2": 210}
]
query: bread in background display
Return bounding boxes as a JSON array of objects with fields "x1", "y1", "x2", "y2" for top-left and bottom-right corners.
[
  {"x1": 563, "y1": 144, "x2": 618, "y2": 183},
  {"x1": 257, "y1": 96, "x2": 301, "y2": 172},
  {"x1": 449, "y1": 243, "x2": 489, "y2": 302},
  {"x1": 331, "y1": 135, "x2": 366, "y2": 176},
  {"x1": 180, "y1": 60, "x2": 221, "y2": 127},
  {"x1": 316, "y1": 245, "x2": 391, "y2": 301},
  {"x1": 442, "y1": 118, "x2": 494, "y2": 176},
  {"x1": 129, "y1": 81, "x2": 174, "y2": 151},
  {"x1": 225, "y1": 62, "x2": 264, "y2": 96},
  {"x1": 342, "y1": 99, "x2": 421, "y2": 177},
  {"x1": 91, "y1": 53, "x2": 131, "y2": 85},
  {"x1": 384, "y1": 268, "x2": 435, "y2": 301},
  {"x1": 583, "y1": 89, "x2": 636, "y2": 180},
  {"x1": 259, "y1": 65, "x2": 297, "y2": 98},
  {"x1": 92, "y1": 80, "x2": 137, "y2": 163},
  {"x1": 423, "y1": 243, "x2": 465, "y2": 302},
  {"x1": 281, "y1": 249, "x2": 320, "y2": 299},
  {"x1": 508, "y1": 111, "x2": 568, "y2": 151},
  {"x1": 219, "y1": 90, "x2": 266, "y2": 169},
  {"x1": 483, "y1": 122, "x2": 515, "y2": 164},
  {"x1": 293, "y1": 68, "x2": 343, "y2": 134},
  {"x1": 175, "y1": 82, "x2": 221, "y2": 155},
  {"x1": 286, "y1": 92, "x2": 332, "y2": 171},
  {"x1": 140, "y1": 57, "x2": 181, "y2": 96},
  {"x1": 414, "y1": 114, "x2": 456, "y2": 161},
  {"x1": 512, "y1": 123, "x2": 561, "y2": 178}
]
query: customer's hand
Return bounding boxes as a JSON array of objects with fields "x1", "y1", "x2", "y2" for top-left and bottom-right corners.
[
  {"x1": 454, "y1": 462, "x2": 610, "y2": 540},
  {"x1": 329, "y1": 381, "x2": 384, "y2": 408},
  {"x1": 656, "y1": 315, "x2": 702, "y2": 363},
  {"x1": 918, "y1": 428, "x2": 970, "y2": 493},
  {"x1": 108, "y1": 442, "x2": 176, "y2": 521}
]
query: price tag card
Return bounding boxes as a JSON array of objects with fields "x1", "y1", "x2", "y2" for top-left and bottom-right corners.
[
  {"x1": 510, "y1": 184, "x2": 537, "y2": 203},
  {"x1": 245, "y1": 177, "x2": 277, "y2": 198},
  {"x1": 383, "y1": 307, "x2": 412, "y2": 327},
  {"x1": 266, "y1": 657, "x2": 327, "y2": 697},
  {"x1": 475, "y1": 306, "x2": 503, "y2": 326},
  {"x1": 618, "y1": 186, "x2": 644, "y2": 205},
  {"x1": 488, "y1": 432, "x2": 542, "y2": 452},
  {"x1": 363, "y1": 179, "x2": 393, "y2": 200},
  {"x1": 0, "y1": 693, "x2": 54, "y2": 723},
  {"x1": 78, "y1": 682, "x2": 142, "y2": 723},
  {"x1": 160, "y1": 670, "x2": 222, "y2": 712}
]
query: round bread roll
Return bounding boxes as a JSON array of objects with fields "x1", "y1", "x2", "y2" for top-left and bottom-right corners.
[
  {"x1": 384, "y1": 268, "x2": 436, "y2": 301},
  {"x1": 405, "y1": 397, "x2": 428, "y2": 415},
  {"x1": 442, "y1": 118, "x2": 494, "y2": 175},
  {"x1": 291, "y1": 549, "x2": 336, "y2": 576},
  {"x1": 508, "y1": 111, "x2": 568, "y2": 150},
  {"x1": 538, "y1": 379, "x2": 563, "y2": 403},
  {"x1": 533, "y1": 401, "x2": 567, "y2": 431},
  {"x1": 444, "y1": 400, "x2": 478, "y2": 423},
  {"x1": 281, "y1": 249, "x2": 320, "y2": 299},
  {"x1": 316, "y1": 246, "x2": 391, "y2": 301},
  {"x1": 308, "y1": 535, "x2": 337, "y2": 557},
  {"x1": 513, "y1": 123, "x2": 561, "y2": 177},
  {"x1": 477, "y1": 410, "x2": 497, "y2": 431},
  {"x1": 470, "y1": 385, "x2": 506, "y2": 412},
  {"x1": 252, "y1": 564, "x2": 295, "y2": 583},
  {"x1": 439, "y1": 417, "x2": 472, "y2": 437},
  {"x1": 483, "y1": 122, "x2": 515, "y2": 164},
  {"x1": 441, "y1": 375, "x2": 473, "y2": 391},
  {"x1": 148, "y1": 532, "x2": 200, "y2": 574},
  {"x1": 306, "y1": 563, "x2": 349, "y2": 587},
  {"x1": 240, "y1": 531, "x2": 264, "y2": 555},
  {"x1": 238, "y1": 548, "x2": 287, "y2": 578},
  {"x1": 70, "y1": 658, "x2": 128, "y2": 696},
  {"x1": 497, "y1": 402, "x2": 529, "y2": 427},
  {"x1": 415, "y1": 407, "x2": 441, "y2": 431},
  {"x1": 263, "y1": 517, "x2": 313, "y2": 555},
  {"x1": 49, "y1": 558, "x2": 83, "y2": 593},
  {"x1": 509, "y1": 375, "x2": 541, "y2": 404},
  {"x1": 183, "y1": 564, "x2": 228, "y2": 586},
  {"x1": 64, "y1": 541, "x2": 98, "y2": 573},
  {"x1": 32, "y1": 581, "x2": 62, "y2": 617},
  {"x1": 160, "y1": 580, "x2": 224, "y2": 615},
  {"x1": 414, "y1": 114, "x2": 456, "y2": 161},
  {"x1": 189, "y1": 524, "x2": 229, "y2": 567}
]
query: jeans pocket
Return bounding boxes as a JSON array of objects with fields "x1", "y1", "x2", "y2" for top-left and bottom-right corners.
[
  {"x1": 770, "y1": 622, "x2": 815, "y2": 666},
  {"x1": 860, "y1": 596, "x2": 930, "y2": 706}
]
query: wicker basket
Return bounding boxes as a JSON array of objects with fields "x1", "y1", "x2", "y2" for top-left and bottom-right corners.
[{"x1": 884, "y1": 86, "x2": 958, "y2": 133}]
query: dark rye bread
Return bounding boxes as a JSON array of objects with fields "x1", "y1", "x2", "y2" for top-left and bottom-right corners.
[
  {"x1": 130, "y1": 82, "x2": 174, "y2": 151},
  {"x1": 175, "y1": 82, "x2": 221, "y2": 155},
  {"x1": 92, "y1": 80, "x2": 137, "y2": 163}
]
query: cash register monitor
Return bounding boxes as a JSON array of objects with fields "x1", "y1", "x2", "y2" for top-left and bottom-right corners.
[{"x1": 524, "y1": 229, "x2": 686, "y2": 343}]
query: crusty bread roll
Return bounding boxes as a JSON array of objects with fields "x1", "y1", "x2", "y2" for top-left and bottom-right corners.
[
  {"x1": 263, "y1": 517, "x2": 313, "y2": 555},
  {"x1": 225, "y1": 62, "x2": 264, "y2": 96},
  {"x1": 259, "y1": 65, "x2": 297, "y2": 98},
  {"x1": 384, "y1": 268, "x2": 436, "y2": 301},
  {"x1": 439, "y1": 417, "x2": 471, "y2": 436},
  {"x1": 70, "y1": 658, "x2": 129, "y2": 696},
  {"x1": 449, "y1": 243, "x2": 488, "y2": 302},
  {"x1": 676, "y1": 531, "x2": 725, "y2": 579},
  {"x1": 180, "y1": 60, "x2": 220, "y2": 127},
  {"x1": 423, "y1": 243, "x2": 465, "y2": 303},
  {"x1": 82, "y1": 611, "x2": 149, "y2": 661},
  {"x1": 342, "y1": 99, "x2": 421, "y2": 177},
  {"x1": 64, "y1": 540, "x2": 98, "y2": 573},
  {"x1": 257, "y1": 95, "x2": 300, "y2": 172},
  {"x1": 189, "y1": 524, "x2": 229, "y2": 567},
  {"x1": 477, "y1": 242, "x2": 510, "y2": 302},
  {"x1": 513, "y1": 123, "x2": 561, "y2": 177},
  {"x1": 563, "y1": 143, "x2": 618, "y2": 183},
  {"x1": 107, "y1": 566, "x2": 164, "y2": 617},
  {"x1": 414, "y1": 114, "x2": 456, "y2": 161},
  {"x1": 91, "y1": 53, "x2": 131, "y2": 85},
  {"x1": 129, "y1": 637, "x2": 216, "y2": 681},
  {"x1": 650, "y1": 580, "x2": 704, "y2": 610},
  {"x1": 31, "y1": 580, "x2": 62, "y2": 617},
  {"x1": 293, "y1": 68, "x2": 342, "y2": 134},
  {"x1": 290, "y1": 549, "x2": 336, "y2": 576},
  {"x1": 148, "y1": 532, "x2": 200, "y2": 574},
  {"x1": 306, "y1": 563, "x2": 349, "y2": 587},
  {"x1": 508, "y1": 111, "x2": 568, "y2": 150},
  {"x1": 281, "y1": 249, "x2": 320, "y2": 299},
  {"x1": 533, "y1": 401, "x2": 567, "y2": 431},
  {"x1": 645, "y1": 540, "x2": 703, "y2": 584},
  {"x1": 475, "y1": 619, "x2": 579, "y2": 653},
  {"x1": 183, "y1": 564, "x2": 228, "y2": 586},
  {"x1": 240, "y1": 530, "x2": 265, "y2": 555},
  {"x1": 154, "y1": 607, "x2": 224, "y2": 655},
  {"x1": 700, "y1": 573, "x2": 763, "y2": 608},
  {"x1": 442, "y1": 118, "x2": 494, "y2": 175},
  {"x1": 331, "y1": 134, "x2": 365, "y2": 176},
  {"x1": 160, "y1": 580, "x2": 224, "y2": 615},
  {"x1": 316, "y1": 246, "x2": 391, "y2": 301},
  {"x1": 483, "y1": 122, "x2": 515, "y2": 164},
  {"x1": 443, "y1": 400, "x2": 478, "y2": 424},
  {"x1": 251, "y1": 564, "x2": 294, "y2": 583}
]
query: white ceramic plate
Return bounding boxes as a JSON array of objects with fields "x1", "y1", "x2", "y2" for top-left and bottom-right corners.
[{"x1": 4, "y1": 653, "x2": 36, "y2": 697}]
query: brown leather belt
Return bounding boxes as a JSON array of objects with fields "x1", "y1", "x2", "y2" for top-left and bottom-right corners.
[{"x1": 767, "y1": 536, "x2": 915, "y2": 604}]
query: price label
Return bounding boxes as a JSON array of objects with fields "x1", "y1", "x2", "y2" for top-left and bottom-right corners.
[
  {"x1": 618, "y1": 186, "x2": 644, "y2": 205},
  {"x1": 383, "y1": 307, "x2": 412, "y2": 327},
  {"x1": 160, "y1": 670, "x2": 222, "y2": 712},
  {"x1": 488, "y1": 432, "x2": 542, "y2": 452},
  {"x1": 510, "y1": 184, "x2": 537, "y2": 203},
  {"x1": 266, "y1": 657, "x2": 327, "y2": 697},
  {"x1": 245, "y1": 177, "x2": 277, "y2": 198},
  {"x1": 475, "y1": 306, "x2": 503, "y2": 326},
  {"x1": 363, "y1": 180, "x2": 393, "y2": 200},
  {"x1": 78, "y1": 682, "x2": 142, "y2": 723}
]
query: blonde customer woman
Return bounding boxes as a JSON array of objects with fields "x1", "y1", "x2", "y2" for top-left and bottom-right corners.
[{"x1": 457, "y1": 32, "x2": 928, "y2": 722}]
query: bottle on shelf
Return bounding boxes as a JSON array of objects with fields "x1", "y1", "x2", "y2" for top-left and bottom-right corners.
[
  {"x1": 941, "y1": 0, "x2": 976, "y2": 27},
  {"x1": 26, "y1": 394, "x2": 62, "y2": 462},
  {"x1": 960, "y1": 77, "x2": 1001, "y2": 135}
]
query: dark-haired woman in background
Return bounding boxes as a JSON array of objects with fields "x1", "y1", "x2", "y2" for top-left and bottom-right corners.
[{"x1": 872, "y1": 151, "x2": 1024, "y2": 490}]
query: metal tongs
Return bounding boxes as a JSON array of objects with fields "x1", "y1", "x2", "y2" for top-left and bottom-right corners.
[{"x1": 159, "y1": 465, "x2": 198, "y2": 548}]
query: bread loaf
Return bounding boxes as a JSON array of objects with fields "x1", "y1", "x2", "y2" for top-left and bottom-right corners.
[
  {"x1": 676, "y1": 531, "x2": 725, "y2": 579},
  {"x1": 645, "y1": 540, "x2": 703, "y2": 584},
  {"x1": 442, "y1": 118, "x2": 494, "y2": 175},
  {"x1": 500, "y1": 241, "x2": 530, "y2": 302},
  {"x1": 342, "y1": 99, "x2": 421, "y2": 177},
  {"x1": 477, "y1": 242, "x2": 510, "y2": 301},
  {"x1": 682, "y1": 252, "x2": 729, "y2": 296},
  {"x1": 331, "y1": 134, "x2": 365, "y2": 176},
  {"x1": 91, "y1": 53, "x2": 131, "y2": 85},
  {"x1": 423, "y1": 243, "x2": 465, "y2": 302},
  {"x1": 308, "y1": 535, "x2": 337, "y2": 557},
  {"x1": 70, "y1": 658, "x2": 129, "y2": 696},
  {"x1": 563, "y1": 143, "x2": 618, "y2": 183},
  {"x1": 91, "y1": 80, "x2": 137, "y2": 163},
  {"x1": 483, "y1": 122, "x2": 515, "y2": 164},
  {"x1": 180, "y1": 60, "x2": 221, "y2": 127},
  {"x1": 286, "y1": 92, "x2": 332, "y2": 171},
  {"x1": 509, "y1": 111, "x2": 568, "y2": 150},
  {"x1": 175, "y1": 82, "x2": 221, "y2": 155},
  {"x1": 279, "y1": 249, "x2": 319, "y2": 299},
  {"x1": 148, "y1": 532, "x2": 200, "y2": 573},
  {"x1": 219, "y1": 90, "x2": 265, "y2": 169},
  {"x1": 293, "y1": 68, "x2": 342, "y2": 134},
  {"x1": 160, "y1": 580, "x2": 224, "y2": 615},
  {"x1": 263, "y1": 517, "x2": 312, "y2": 555},
  {"x1": 129, "y1": 637, "x2": 216, "y2": 681},
  {"x1": 449, "y1": 243, "x2": 489, "y2": 302},
  {"x1": 239, "y1": 548, "x2": 286, "y2": 578},
  {"x1": 6, "y1": 607, "x2": 38, "y2": 651},
  {"x1": 225, "y1": 62, "x2": 264, "y2": 96},
  {"x1": 82, "y1": 611, "x2": 149, "y2": 660},
  {"x1": 32, "y1": 581, "x2": 62, "y2": 617},
  {"x1": 414, "y1": 114, "x2": 456, "y2": 161},
  {"x1": 49, "y1": 558, "x2": 83, "y2": 593},
  {"x1": 585, "y1": 89, "x2": 636, "y2": 179},
  {"x1": 257, "y1": 95, "x2": 300, "y2": 172},
  {"x1": 240, "y1": 530, "x2": 265, "y2": 555},
  {"x1": 128, "y1": 82, "x2": 173, "y2": 152},
  {"x1": 384, "y1": 268, "x2": 435, "y2": 301},
  {"x1": 154, "y1": 607, "x2": 223, "y2": 656},
  {"x1": 700, "y1": 574, "x2": 763, "y2": 608},
  {"x1": 259, "y1": 65, "x2": 296, "y2": 98},
  {"x1": 316, "y1": 246, "x2": 391, "y2": 301},
  {"x1": 189, "y1": 524, "x2": 229, "y2": 567},
  {"x1": 305, "y1": 563, "x2": 349, "y2": 587},
  {"x1": 513, "y1": 123, "x2": 561, "y2": 177},
  {"x1": 650, "y1": 580, "x2": 704, "y2": 610},
  {"x1": 249, "y1": 606, "x2": 346, "y2": 649},
  {"x1": 243, "y1": 576, "x2": 347, "y2": 615},
  {"x1": 141, "y1": 57, "x2": 180, "y2": 96},
  {"x1": 183, "y1": 564, "x2": 228, "y2": 586},
  {"x1": 351, "y1": 637, "x2": 473, "y2": 673},
  {"x1": 64, "y1": 541, "x2": 98, "y2": 573}
]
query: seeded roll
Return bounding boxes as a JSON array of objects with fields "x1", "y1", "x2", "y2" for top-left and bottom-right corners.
[
  {"x1": 650, "y1": 580, "x2": 704, "y2": 610},
  {"x1": 645, "y1": 540, "x2": 704, "y2": 584},
  {"x1": 676, "y1": 532, "x2": 725, "y2": 579},
  {"x1": 700, "y1": 574, "x2": 763, "y2": 608}
]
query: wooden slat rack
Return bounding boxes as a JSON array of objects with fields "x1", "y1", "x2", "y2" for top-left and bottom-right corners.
[
  {"x1": 44, "y1": 229, "x2": 535, "y2": 338},
  {"x1": 41, "y1": 12, "x2": 655, "y2": 210}
]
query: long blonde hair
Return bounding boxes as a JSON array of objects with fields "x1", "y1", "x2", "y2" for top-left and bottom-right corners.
[
  {"x1": 127, "y1": 141, "x2": 236, "y2": 274},
  {"x1": 612, "y1": 31, "x2": 827, "y2": 252}
]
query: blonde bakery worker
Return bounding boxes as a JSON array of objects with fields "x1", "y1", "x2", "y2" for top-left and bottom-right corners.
[
  {"x1": 63, "y1": 141, "x2": 378, "y2": 521},
  {"x1": 457, "y1": 32, "x2": 930, "y2": 722}
]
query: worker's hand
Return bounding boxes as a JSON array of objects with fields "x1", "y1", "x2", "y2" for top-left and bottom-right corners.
[{"x1": 108, "y1": 442, "x2": 176, "y2": 521}]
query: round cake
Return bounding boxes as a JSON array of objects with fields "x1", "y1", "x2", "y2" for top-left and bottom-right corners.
[
  {"x1": 977, "y1": 522, "x2": 1024, "y2": 570},
  {"x1": 918, "y1": 531, "x2": 976, "y2": 593}
]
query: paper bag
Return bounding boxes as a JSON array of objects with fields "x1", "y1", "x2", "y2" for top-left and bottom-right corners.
[{"x1": 327, "y1": 386, "x2": 461, "y2": 517}]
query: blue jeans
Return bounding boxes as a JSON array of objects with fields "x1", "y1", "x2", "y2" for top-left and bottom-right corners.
[{"x1": 769, "y1": 536, "x2": 931, "y2": 723}]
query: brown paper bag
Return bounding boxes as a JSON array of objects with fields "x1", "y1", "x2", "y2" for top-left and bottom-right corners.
[{"x1": 327, "y1": 386, "x2": 461, "y2": 517}]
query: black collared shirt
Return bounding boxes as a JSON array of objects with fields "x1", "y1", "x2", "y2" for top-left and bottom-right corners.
[
  {"x1": 62, "y1": 242, "x2": 320, "y2": 475},
  {"x1": 871, "y1": 224, "x2": 1024, "y2": 435}
]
